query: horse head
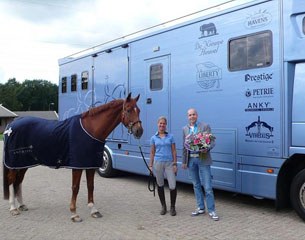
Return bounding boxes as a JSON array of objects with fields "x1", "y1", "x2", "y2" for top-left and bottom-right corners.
[{"x1": 121, "y1": 93, "x2": 144, "y2": 139}]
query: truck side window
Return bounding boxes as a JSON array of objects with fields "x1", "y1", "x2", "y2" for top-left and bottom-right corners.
[
  {"x1": 61, "y1": 77, "x2": 67, "y2": 93},
  {"x1": 229, "y1": 31, "x2": 272, "y2": 71},
  {"x1": 150, "y1": 63, "x2": 163, "y2": 90},
  {"x1": 81, "y1": 71, "x2": 89, "y2": 90},
  {"x1": 71, "y1": 74, "x2": 77, "y2": 92}
]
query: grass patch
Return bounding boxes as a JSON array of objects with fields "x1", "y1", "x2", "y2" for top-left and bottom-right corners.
[{"x1": 0, "y1": 134, "x2": 3, "y2": 141}]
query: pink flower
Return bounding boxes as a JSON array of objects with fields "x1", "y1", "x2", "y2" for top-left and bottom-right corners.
[{"x1": 184, "y1": 131, "x2": 216, "y2": 152}]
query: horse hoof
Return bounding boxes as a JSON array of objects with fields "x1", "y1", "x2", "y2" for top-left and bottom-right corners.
[
  {"x1": 91, "y1": 211, "x2": 103, "y2": 218},
  {"x1": 10, "y1": 209, "x2": 20, "y2": 216},
  {"x1": 19, "y1": 205, "x2": 28, "y2": 211},
  {"x1": 71, "y1": 215, "x2": 82, "y2": 222}
]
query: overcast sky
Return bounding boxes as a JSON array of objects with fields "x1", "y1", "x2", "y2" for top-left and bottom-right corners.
[{"x1": 0, "y1": 0, "x2": 248, "y2": 84}]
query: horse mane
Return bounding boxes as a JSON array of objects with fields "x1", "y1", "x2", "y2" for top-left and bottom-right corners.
[{"x1": 81, "y1": 99, "x2": 124, "y2": 118}]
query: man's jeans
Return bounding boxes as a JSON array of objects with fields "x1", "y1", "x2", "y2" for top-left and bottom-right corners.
[{"x1": 188, "y1": 157, "x2": 215, "y2": 212}]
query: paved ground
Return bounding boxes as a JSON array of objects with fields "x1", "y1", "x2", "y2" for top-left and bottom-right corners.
[{"x1": 0, "y1": 140, "x2": 305, "y2": 240}]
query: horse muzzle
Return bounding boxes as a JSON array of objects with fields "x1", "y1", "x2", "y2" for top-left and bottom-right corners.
[{"x1": 130, "y1": 121, "x2": 143, "y2": 139}]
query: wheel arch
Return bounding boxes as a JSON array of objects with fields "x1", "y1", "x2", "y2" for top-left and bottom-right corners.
[
  {"x1": 276, "y1": 154, "x2": 305, "y2": 209},
  {"x1": 97, "y1": 144, "x2": 118, "y2": 178}
]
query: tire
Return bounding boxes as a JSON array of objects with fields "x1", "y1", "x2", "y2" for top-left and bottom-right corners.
[
  {"x1": 97, "y1": 148, "x2": 116, "y2": 178},
  {"x1": 290, "y1": 168, "x2": 305, "y2": 221}
]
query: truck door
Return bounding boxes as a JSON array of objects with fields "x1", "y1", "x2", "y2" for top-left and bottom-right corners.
[
  {"x1": 292, "y1": 62, "x2": 305, "y2": 147},
  {"x1": 93, "y1": 48, "x2": 129, "y2": 141},
  {"x1": 145, "y1": 55, "x2": 170, "y2": 144}
]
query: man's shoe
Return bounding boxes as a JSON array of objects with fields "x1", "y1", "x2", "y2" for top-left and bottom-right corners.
[
  {"x1": 191, "y1": 208, "x2": 205, "y2": 216},
  {"x1": 208, "y1": 211, "x2": 219, "y2": 221}
]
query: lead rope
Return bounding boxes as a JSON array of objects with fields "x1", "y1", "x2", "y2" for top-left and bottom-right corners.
[{"x1": 138, "y1": 141, "x2": 156, "y2": 197}]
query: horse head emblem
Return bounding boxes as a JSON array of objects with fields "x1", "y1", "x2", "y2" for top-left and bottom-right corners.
[{"x1": 121, "y1": 93, "x2": 144, "y2": 139}]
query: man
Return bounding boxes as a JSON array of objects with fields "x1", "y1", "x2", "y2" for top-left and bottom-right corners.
[{"x1": 182, "y1": 108, "x2": 219, "y2": 221}]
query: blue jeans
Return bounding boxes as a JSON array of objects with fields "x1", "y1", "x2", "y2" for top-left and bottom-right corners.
[{"x1": 188, "y1": 157, "x2": 215, "y2": 213}]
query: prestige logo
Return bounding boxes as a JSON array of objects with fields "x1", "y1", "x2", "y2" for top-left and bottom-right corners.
[{"x1": 245, "y1": 73, "x2": 273, "y2": 82}]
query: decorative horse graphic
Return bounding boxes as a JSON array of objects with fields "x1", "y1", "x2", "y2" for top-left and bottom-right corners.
[
  {"x1": 245, "y1": 116, "x2": 273, "y2": 134},
  {"x1": 2, "y1": 93, "x2": 143, "y2": 222}
]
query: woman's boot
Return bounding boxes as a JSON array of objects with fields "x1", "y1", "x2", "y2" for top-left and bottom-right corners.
[
  {"x1": 157, "y1": 186, "x2": 167, "y2": 215},
  {"x1": 170, "y1": 188, "x2": 177, "y2": 216}
]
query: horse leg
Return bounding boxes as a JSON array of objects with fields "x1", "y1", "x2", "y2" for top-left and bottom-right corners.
[
  {"x1": 70, "y1": 169, "x2": 83, "y2": 222},
  {"x1": 7, "y1": 169, "x2": 19, "y2": 215},
  {"x1": 86, "y1": 169, "x2": 102, "y2": 218},
  {"x1": 15, "y1": 169, "x2": 28, "y2": 211}
]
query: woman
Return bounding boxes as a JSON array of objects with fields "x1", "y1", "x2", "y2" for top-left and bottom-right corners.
[{"x1": 149, "y1": 116, "x2": 178, "y2": 216}]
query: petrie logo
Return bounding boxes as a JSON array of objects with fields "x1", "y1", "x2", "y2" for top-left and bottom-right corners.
[
  {"x1": 245, "y1": 102, "x2": 274, "y2": 112},
  {"x1": 245, "y1": 88, "x2": 274, "y2": 98},
  {"x1": 245, "y1": 73, "x2": 273, "y2": 82},
  {"x1": 245, "y1": 116, "x2": 274, "y2": 140}
]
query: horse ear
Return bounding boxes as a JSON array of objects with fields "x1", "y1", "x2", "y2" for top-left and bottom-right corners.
[
  {"x1": 135, "y1": 94, "x2": 140, "y2": 102},
  {"x1": 126, "y1": 93, "x2": 132, "y2": 101}
]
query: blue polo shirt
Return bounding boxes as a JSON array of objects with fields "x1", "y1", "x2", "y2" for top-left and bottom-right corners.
[{"x1": 150, "y1": 132, "x2": 175, "y2": 162}]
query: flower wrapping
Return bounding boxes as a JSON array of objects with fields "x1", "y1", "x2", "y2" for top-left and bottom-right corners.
[{"x1": 184, "y1": 132, "x2": 216, "y2": 152}]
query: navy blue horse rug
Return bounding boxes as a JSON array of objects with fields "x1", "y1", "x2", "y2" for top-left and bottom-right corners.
[{"x1": 3, "y1": 115, "x2": 105, "y2": 169}]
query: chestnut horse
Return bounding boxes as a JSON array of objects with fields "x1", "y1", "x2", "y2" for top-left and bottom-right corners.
[{"x1": 2, "y1": 93, "x2": 143, "y2": 222}]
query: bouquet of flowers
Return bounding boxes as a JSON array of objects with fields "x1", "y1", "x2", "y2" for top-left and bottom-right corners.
[{"x1": 184, "y1": 131, "x2": 216, "y2": 152}]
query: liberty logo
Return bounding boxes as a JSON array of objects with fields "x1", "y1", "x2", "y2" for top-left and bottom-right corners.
[{"x1": 196, "y1": 62, "x2": 222, "y2": 89}]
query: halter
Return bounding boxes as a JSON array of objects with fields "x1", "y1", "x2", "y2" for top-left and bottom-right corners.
[{"x1": 121, "y1": 101, "x2": 142, "y2": 135}]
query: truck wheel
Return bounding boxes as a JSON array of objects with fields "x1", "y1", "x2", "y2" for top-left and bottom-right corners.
[
  {"x1": 290, "y1": 168, "x2": 305, "y2": 221},
  {"x1": 97, "y1": 148, "x2": 116, "y2": 178}
]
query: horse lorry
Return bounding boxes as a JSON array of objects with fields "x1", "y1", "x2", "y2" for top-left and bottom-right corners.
[{"x1": 58, "y1": 0, "x2": 305, "y2": 220}]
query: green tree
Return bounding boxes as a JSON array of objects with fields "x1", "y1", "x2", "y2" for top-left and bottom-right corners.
[
  {"x1": 0, "y1": 78, "x2": 22, "y2": 110},
  {"x1": 17, "y1": 79, "x2": 58, "y2": 111},
  {"x1": 0, "y1": 79, "x2": 58, "y2": 111}
]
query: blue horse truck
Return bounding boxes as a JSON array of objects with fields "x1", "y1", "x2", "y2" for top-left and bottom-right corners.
[{"x1": 58, "y1": 0, "x2": 305, "y2": 220}]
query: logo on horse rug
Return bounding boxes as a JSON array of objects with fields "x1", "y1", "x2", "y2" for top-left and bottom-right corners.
[{"x1": 3, "y1": 115, "x2": 105, "y2": 169}]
